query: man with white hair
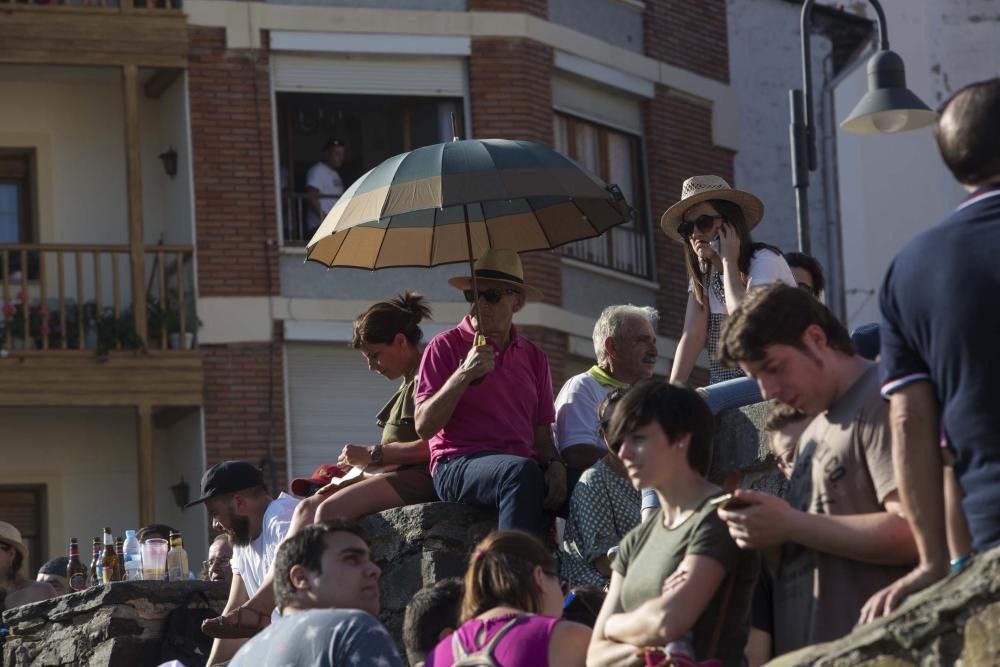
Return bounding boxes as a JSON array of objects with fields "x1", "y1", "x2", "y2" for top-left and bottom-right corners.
[{"x1": 553, "y1": 304, "x2": 659, "y2": 472}]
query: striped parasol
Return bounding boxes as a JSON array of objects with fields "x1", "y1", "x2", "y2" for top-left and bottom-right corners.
[{"x1": 304, "y1": 138, "x2": 632, "y2": 270}]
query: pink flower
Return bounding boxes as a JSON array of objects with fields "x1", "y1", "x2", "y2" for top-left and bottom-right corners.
[
  {"x1": 16, "y1": 290, "x2": 27, "y2": 301},
  {"x1": 38, "y1": 307, "x2": 49, "y2": 317},
  {"x1": 2, "y1": 303, "x2": 14, "y2": 317},
  {"x1": 41, "y1": 323, "x2": 50, "y2": 336}
]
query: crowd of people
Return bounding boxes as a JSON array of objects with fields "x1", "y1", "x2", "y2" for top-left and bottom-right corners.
[{"x1": 2, "y1": 77, "x2": 998, "y2": 667}]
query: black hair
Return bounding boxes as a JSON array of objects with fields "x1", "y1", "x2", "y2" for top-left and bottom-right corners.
[
  {"x1": 561, "y1": 586, "x2": 606, "y2": 627},
  {"x1": 608, "y1": 380, "x2": 715, "y2": 477},
  {"x1": 599, "y1": 387, "x2": 629, "y2": 453},
  {"x1": 273, "y1": 521, "x2": 366, "y2": 611},
  {"x1": 137, "y1": 524, "x2": 176, "y2": 543},
  {"x1": 935, "y1": 78, "x2": 1000, "y2": 186},
  {"x1": 784, "y1": 251, "x2": 826, "y2": 296},
  {"x1": 402, "y1": 577, "x2": 464, "y2": 665}
]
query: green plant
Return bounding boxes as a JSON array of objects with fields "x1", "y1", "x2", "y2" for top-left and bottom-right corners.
[
  {"x1": 148, "y1": 295, "x2": 200, "y2": 338},
  {"x1": 2, "y1": 290, "x2": 65, "y2": 349},
  {"x1": 89, "y1": 305, "x2": 143, "y2": 357}
]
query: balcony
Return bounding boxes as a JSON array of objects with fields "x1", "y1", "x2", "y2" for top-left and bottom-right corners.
[{"x1": 0, "y1": 0, "x2": 187, "y2": 69}]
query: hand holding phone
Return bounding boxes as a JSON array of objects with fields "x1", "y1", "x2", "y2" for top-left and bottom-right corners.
[{"x1": 710, "y1": 492, "x2": 751, "y2": 511}]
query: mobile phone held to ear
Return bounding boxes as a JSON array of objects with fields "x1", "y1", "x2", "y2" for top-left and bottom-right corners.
[
  {"x1": 710, "y1": 234, "x2": 721, "y2": 256},
  {"x1": 710, "y1": 492, "x2": 751, "y2": 511}
]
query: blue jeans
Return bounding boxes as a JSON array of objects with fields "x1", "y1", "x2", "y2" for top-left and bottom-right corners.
[
  {"x1": 642, "y1": 377, "x2": 764, "y2": 512},
  {"x1": 433, "y1": 451, "x2": 550, "y2": 537}
]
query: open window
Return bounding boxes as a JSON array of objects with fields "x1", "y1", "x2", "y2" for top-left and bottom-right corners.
[{"x1": 276, "y1": 93, "x2": 464, "y2": 246}]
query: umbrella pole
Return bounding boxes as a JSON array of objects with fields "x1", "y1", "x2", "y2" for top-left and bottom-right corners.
[{"x1": 462, "y1": 205, "x2": 483, "y2": 333}]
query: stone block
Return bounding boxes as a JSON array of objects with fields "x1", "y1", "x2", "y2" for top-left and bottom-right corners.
[{"x1": 2, "y1": 580, "x2": 228, "y2": 667}]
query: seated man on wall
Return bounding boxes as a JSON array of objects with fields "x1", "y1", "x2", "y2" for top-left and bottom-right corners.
[
  {"x1": 187, "y1": 461, "x2": 300, "y2": 663},
  {"x1": 554, "y1": 304, "x2": 658, "y2": 473},
  {"x1": 229, "y1": 521, "x2": 403, "y2": 667},
  {"x1": 414, "y1": 249, "x2": 566, "y2": 539}
]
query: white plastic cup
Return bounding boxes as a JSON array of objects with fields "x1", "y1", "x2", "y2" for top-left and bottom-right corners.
[{"x1": 141, "y1": 538, "x2": 168, "y2": 581}]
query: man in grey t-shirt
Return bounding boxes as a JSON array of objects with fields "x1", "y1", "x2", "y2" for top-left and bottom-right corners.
[
  {"x1": 714, "y1": 285, "x2": 918, "y2": 655},
  {"x1": 229, "y1": 522, "x2": 402, "y2": 667}
]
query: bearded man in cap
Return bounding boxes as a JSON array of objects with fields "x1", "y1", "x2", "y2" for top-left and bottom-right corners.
[
  {"x1": 414, "y1": 249, "x2": 566, "y2": 538},
  {"x1": 186, "y1": 460, "x2": 299, "y2": 664}
]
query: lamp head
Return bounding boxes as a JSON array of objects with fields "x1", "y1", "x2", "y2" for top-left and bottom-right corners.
[{"x1": 841, "y1": 49, "x2": 937, "y2": 134}]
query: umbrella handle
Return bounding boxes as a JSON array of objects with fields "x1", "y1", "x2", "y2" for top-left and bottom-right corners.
[{"x1": 463, "y1": 205, "x2": 489, "y2": 386}]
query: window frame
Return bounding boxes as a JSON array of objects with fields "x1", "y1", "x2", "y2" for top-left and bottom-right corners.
[
  {"x1": 554, "y1": 111, "x2": 654, "y2": 280},
  {"x1": 0, "y1": 148, "x2": 37, "y2": 245}
]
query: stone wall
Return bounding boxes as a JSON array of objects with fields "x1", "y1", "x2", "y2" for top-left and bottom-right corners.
[
  {"x1": 2, "y1": 581, "x2": 228, "y2": 667},
  {"x1": 768, "y1": 545, "x2": 1000, "y2": 666}
]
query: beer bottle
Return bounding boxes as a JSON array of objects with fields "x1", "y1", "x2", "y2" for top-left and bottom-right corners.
[
  {"x1": 88, "y1": 537, "x2": 101, "y2": 587},
  {"x1": 166, "y1": 530, "x2": 189, "y2": 582},
  {"x1": 66, "y1": 538, "x2": 88, "y2": 592},
  {"x1": 100, "y1": 527, "x2": 119, "y2": 584},
  {"x1": 114, "y1": 537, "x2": 126, "y2": 582}
]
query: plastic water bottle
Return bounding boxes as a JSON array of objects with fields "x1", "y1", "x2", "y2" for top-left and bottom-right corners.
[{"x1": 123, "y1": 529, "x2": 143, "y2": 581}]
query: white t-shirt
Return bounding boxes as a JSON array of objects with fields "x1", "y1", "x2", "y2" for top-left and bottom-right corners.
[
  {"x1": 231, "y1": 492, "x2": 299, "y2": 610},
  {"x1": 693, "y1": 248, "x2": 797, "y2": 314},
  {"x1": 305, "y1": 162, "x2": 344, "y2": 230},
  {"x1": 554, "y1": 372, "x2": 615, "y2": 453}
]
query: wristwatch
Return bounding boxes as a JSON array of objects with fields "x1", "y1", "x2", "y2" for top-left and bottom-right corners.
[{"x1": 369, "y1": 443, "x2": 384, "y2": 464}]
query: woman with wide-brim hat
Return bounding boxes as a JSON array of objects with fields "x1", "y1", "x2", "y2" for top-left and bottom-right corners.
[
  {"x1": 0, "y1": 521, "x2": 56, "y2": 611},
  {"x1": 662, "y1": 176, "x2": 795, "y2": 385}
]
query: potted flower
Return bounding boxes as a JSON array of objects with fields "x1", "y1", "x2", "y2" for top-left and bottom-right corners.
[
  {"x1": 1, "y1": 291, "x2": 63, "y2": 350},
  {"x1": 148, "y1": 296, "x2": 201, "y2": 350}
]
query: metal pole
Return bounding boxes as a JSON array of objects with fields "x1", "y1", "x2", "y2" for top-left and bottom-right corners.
[{"x1": 790, "y1": 89, "x2": 812, "y2": 254}]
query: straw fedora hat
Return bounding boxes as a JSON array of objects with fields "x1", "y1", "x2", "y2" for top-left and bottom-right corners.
[
  {"x1": 448, "y1": 249, "x2": 543, "y2": 301},
  {"x1": 0, "y1": 521, "x2": 28, "y2": 565},
  {"x1": 660, "y1": 175, "x2": 765, "y2": 244}
]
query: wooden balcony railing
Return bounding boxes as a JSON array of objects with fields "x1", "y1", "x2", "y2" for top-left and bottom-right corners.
[
  {"x1": 0, "y1": 243, "x2": 195, "y2": 355},
  {"x1": 0, "y1": 0, "x2": 182, "y2": 13}
]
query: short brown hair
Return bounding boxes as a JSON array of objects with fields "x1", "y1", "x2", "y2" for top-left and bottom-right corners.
[
  {"x1": 764, "y1": 402, "x2": 810, "y2": 434},
  {"x1": 461, "y1": 530, "x2": 556, "y2": 621},
  {"x1": 718, "y1": 283, "x2": 854, "y2": 367},
  {"x1": 608, "y1": 380, "x2": 714, "y2": 477}
]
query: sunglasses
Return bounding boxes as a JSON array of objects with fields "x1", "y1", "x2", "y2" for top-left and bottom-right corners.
[
  {"x1": 463, "y1": 288, "x2": 520, "y2": 304},
  {"x1": 796, "y1": 282, "x2": 819, "y2": 298},
  {"x1": 677, "y1": 214, "x2": 723, "y2": 239}
]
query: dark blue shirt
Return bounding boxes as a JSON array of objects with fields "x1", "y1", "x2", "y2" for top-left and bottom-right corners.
[{"x1": 879, "y1": 186, "x2": 1000, "y2": 552}]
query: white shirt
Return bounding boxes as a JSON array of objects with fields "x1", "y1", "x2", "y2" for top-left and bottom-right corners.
[
  {"x1": 554, "y1": 372, "x2": 615, "y2": 453},
  {"x1": 231, "y1": 492, "x2": 299, "y2": 618},
  {"x1": 694, "y1": 248, "x2": 797, "y2": 315},
  {"x1": 305, "y1": 162, "x2": 344, "y2": 230}
]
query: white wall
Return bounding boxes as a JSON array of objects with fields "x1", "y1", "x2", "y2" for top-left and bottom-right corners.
[
  {"x1": 0, "y1": 407, "x2": 207, "y2": 567},
  {"x1": 0, "y1": 65, "x2": 128, "y2": 245},
  {"x1": 0, "y1": 407, "x2": 140, "y2": 563},
  {"x1": 727, "y1": 0, "x2": 833, "y2": 263},
  {"x1": 153, "y1": 410, "x2": 209, "y2": 569},
  {"x1": 834, "y1": 0, "x2": 1000, "y2": 328},
  {"x1": 140, "y1": 72, "x2": 195, "y2": 247}
]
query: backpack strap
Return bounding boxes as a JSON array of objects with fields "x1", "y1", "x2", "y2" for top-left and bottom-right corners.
[{"x1": 451, "y1": 614, "x2": 527, "y2": 664}]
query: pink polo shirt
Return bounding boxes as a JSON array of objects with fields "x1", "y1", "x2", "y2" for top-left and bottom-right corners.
[{"x1": 415, "y1": 316, "x2": 556, "y2": 472}]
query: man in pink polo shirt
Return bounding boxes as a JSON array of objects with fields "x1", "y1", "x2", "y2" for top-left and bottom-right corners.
[{"x1": 414, "y1": 249, "x2": 567, "y2": 537}]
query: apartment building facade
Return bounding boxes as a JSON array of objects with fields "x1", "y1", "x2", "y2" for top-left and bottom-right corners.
[{"x1": 1, "y1": 0, "x2": 737, "y2": 565}]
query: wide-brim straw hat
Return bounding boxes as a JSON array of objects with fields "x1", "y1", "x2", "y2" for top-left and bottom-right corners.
[
  {"x1": 660, "y1": 175, "x2": 765, "y2": 244},
  {"x1": 0, "y1": 521, "x2": 28, "y2": 566},
  {"x1": 447, "y1": 248, "x2": 543, "y2": 301}
]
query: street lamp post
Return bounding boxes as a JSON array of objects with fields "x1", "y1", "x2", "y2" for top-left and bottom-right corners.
[{"x1": 790, "y1": 0, "x2": 936, "y2": 254}]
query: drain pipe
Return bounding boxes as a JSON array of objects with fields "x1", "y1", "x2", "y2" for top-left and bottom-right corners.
[{"x1": 817, "y1": 40, "x2": 875, "y2": 322}]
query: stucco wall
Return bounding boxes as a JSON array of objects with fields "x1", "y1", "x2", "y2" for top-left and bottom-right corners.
[{"x1": 833, "y1": 0, "x2": 996, "y2": 329}]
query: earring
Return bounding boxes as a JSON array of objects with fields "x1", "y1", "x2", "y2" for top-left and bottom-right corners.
[{"x1": 678, "y1": 443, "x2": 685, "y2": 448}]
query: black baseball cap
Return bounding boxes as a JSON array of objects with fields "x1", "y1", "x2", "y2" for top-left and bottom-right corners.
[{"x1": 185, "y1": 461, "x2": 265, "y2": 508}]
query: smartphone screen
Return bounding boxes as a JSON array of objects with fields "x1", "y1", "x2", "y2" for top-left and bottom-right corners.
[{"x1": 710, "y1": 493, "x2": 751, "y2": 511}]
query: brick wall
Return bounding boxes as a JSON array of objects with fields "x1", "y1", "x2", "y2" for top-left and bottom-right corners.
[
  {"x1": 468, "y1": 36, "x2": 568, "y2": 383},
  {"x1": 201, "y1": 330, "x2": 288, "y2": 494},
  {"x1": 644, "y1": 86, "x2": 735, "y2": 340},
  {"x1": 189, "y1": 28, "x2": 287, "y2": 491},
  {"x1": 644, "y1": 0, "x2": 729, "y2": 83},
  {"x1": 468, "y1": 0, "x2": 546, "y2": 18},
  {"x1": 188, "y1": 27, "x2": 279, "y2": 298}
]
